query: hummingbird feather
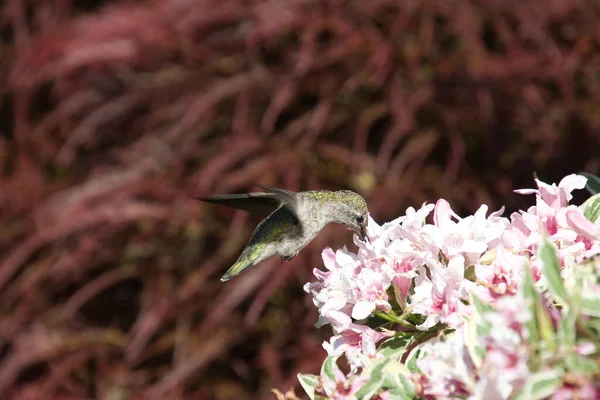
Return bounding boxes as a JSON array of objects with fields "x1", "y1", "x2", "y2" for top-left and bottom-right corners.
[
  {"x1": 219, "y1": 206, "x2": 293, "y2": 281},
  {"x1": 200, "y1": 186, "x2": 301, "y2": 220},
  {"x1": 256, "y1": 185, "x2": 300, "y2": 219},
  {"x1": 220, "y1": 241, "x2": 268, "y2": 282},
  {"x1": 196, "y1": 192, "x2": 282, "y2": 216},
  {"x1": 257, "y1": 186, "x2": 297, "y2": 206}
]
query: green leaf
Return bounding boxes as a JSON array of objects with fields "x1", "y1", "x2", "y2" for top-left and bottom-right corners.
[
  {"x1": 297, "y1": 374, "x2": 319, "y2": 400},
  {"x1": 378, "y1": 335, "x2": 413, "y2": 360},
  {"x1": 471, "y1": 293, "x2": 495, "y2": 314},
  {"x1": 586, "y1": 318, "x2": 600, "y2": 335},
  {"x1": 529, "y1": 370, "x2": 564, "y2": 399},
  {"x1": 465, "y1": 296, "x2": 494, "y2": 368},
  {"x1": 580, "y1": 172, "x2": 600, "y2": 195},
  {"x1": 355, "y1": 358, "x2": 388, "y2": 400},
  {"x1": 539, "y1": 237, "x2": 568, "y2": 306},
  {"x1": 521, "y1": 263, "x2": 540, "y2": 344},
  {"x1": 465, "y1": 322, "x2": 487, "y2": 367},
  {"x1": 382, "y1": 361, "x2": 415, "y2": 400},
  {"x1": 405, "y1": 348, "x2": 421, "y2": 374},
  {"x1": 564, "y1": 354, "x2": 599, "y2": 374},
  {"x1": 320, "y1": 355, "x2": 340, "y2": 383},
  {"x1": 319, "y1": 354, "x2": 341, "y2": 397},
  {"x1": 580, "y1": 294, "x2": 600, "y2": 317},
  {"x1": 514, "y1": 369, "x2": 564, "y2": 400},
  {"x1": 559, "y1": 267, "x2": 582, "y2": 350},
  {"x1": 558, "y1": 304, "x2": 577, "y2": 348},
  {"x1": 396, "y1": 373, "x2": 415, "y2": 399},
  {"x1": 581, "y1": 193, "x2": 600, "y2": 223},
  {"x1": 385, "y1": 394, "x2": 412, "y2": 400},
  {"x1": 536, "y1": 298, "x2": 556, "y2": 352},
  {"x1": 521, "y1": 260, "x2": 556, "y2": 351}
]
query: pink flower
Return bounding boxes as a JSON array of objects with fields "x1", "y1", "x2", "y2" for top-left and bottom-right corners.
[
  {"x1": 514, "y1": 174, "x2": 587, "y2": 210},
  {"x1": 303, "y1": 173, "x2": 600, "y2": 399},
  {"x1": 352, "y1": 268, "x2": 392, "y2": 319},
  {"x1": 372, "y1": 391, "x2": 391, "y2": 400},
  {"x1": 471, "y1": 294, "x2": 531, "y2": 398},
  {"x1": 552, "y1": 382, "x2": 599, "y2": 400},
  {"x1": 410, "y1": 263, "x2": 470, "y2": 330},
  {"x1": 418, "y1": 294, "x2": 532, "y2": 399},
  {"x1": 406, "y1": 201, "x2": 505, "y2": 327},
  {"x1": 576, "y1": 342, "x2": 596, "y2": 356},
  {"x1": 475, "y1": 246, "x2": 528, "y2": 298},
  {"x1": 566, "y1": 209, "x2": 600, "y2": 240},
  {"x1": 322, "y1": 315, "x2": 389, "y2": 371},
  {"x1": 304, "y1": 243, "x2": 393, "y2": 329},
  {"x1": 317, "y1": 358, "x2": 367, "y2": 400},
  {"x1": 506, "y1": 175, "x2": 599, "y2": 277},
  {"x1": 417, "y1": 332, "x2": 477, "y2": 398},
  {"x1": 389, "y1": 259, "x2": 416, "y2": 306},
  {"x1": 426, "y1": 200, "x2": 506, "y2": 264}
]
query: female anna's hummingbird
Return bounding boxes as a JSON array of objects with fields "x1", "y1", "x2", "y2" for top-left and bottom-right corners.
[{"x1": 199, "y1": 186, "x2": 369, "y2": 282}]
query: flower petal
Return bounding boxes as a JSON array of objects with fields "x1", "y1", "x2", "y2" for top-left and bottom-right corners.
[
  {"x1": 351, "y1": 300, "x2": 375, "y2": 320},
  {"x1": 566, "y1": 209, "x2": 600, "y2": 239}
]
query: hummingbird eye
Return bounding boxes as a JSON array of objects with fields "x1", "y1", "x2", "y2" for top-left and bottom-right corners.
[{"x1": 356, "y1": 215, "x2": 364, "y2": 224}]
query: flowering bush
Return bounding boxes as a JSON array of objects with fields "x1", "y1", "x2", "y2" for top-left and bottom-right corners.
[{"x1": 299, "y1": 174, "x2": 600, "y2": 400}]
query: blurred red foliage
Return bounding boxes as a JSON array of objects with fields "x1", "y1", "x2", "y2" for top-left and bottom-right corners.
[{"x1": 1, "y1": 0, "x2": 599, "y2": 398}]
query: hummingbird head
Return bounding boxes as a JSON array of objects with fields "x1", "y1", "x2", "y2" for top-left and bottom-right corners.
[{"x1": 330, "y1": 190, "x2": 369, "y2": 240}]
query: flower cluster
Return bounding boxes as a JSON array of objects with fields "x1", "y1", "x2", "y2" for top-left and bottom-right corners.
[
  {"x1": 417, "y1": 294, "x2": 532, "y2": 399},
  {"x1": 300, "y1": 174, "x2": 600, "y2": 400}
]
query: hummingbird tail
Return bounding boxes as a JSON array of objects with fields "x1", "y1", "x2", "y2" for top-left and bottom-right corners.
[
  {"x1": 220, "y1": 245, "x2": 266, "y2": 282},
  {"x1": 220, "y1": 260, "x2": 254, "y2": 282}
]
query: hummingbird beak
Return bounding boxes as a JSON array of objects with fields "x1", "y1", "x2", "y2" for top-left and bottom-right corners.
[{"x1": 359, "y1": 223, "x2": 367, "y2": 240}]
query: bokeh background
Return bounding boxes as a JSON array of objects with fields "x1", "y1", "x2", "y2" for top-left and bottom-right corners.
[{"x1": 1, "y1": 0, "x2": 599, "y2": 399}]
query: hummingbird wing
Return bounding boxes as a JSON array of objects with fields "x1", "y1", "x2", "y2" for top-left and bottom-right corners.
[
  {"x1": 196, "y1": 192, "x2": 283, "y2": 217},
  {"x1": 256, "y1": 185, "x2": 300, "y2": 219},
  {"x1": 220, "y1": 205, "x2": 299, "y2": 282},
  {"x1": 198, "y1": 186, "x2": 301, "y2": 221}
]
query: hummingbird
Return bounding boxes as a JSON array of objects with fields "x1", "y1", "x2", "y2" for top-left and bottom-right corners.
[{"x1": 198, "y1": 186, "x2": 369, "y2": 282}]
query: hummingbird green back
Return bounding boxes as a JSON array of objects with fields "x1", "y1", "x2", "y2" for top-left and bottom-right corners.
[{"x1": 219, "y1": 206, "x2": 300, "y2": 282}]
